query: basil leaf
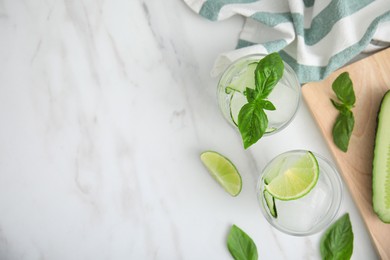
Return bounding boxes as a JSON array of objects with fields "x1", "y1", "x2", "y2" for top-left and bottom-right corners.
[
  {"x1": 245, "y1": 87, "x2": 256, "y2": 102},
  {"x1": 238, "y1": 102, "x2": 268, "y2": 149},
  {"x1": 259, "y1": 100, "x2": 276, "y2": 111},
  {"x1": 330, "y1": 99, "x2": 350, "y2": 115},
  {"x1": 330, "y1": 72, "x2": 356, "y2": 152},
  {"x1": 254, "y1": 52, "x2": 284, "y2": 99},
  {"x1": 332, "y1": 110, "x2": 354, "y2": 152},
  {"x1": 227, "y1": 225, "x2": 258, "y2": 260},
  {"x1": 330, "y1": 99, "x2": 344, "y2": 111},
  {"x1": 332, "y1": 72, "x2": 355, "y2": 107},
  {"x1": 238, "y1": 53, "x2": 283, "y2": 149},
  {"x1": 320, "y1": 213, "x2": 354, "y2": 260}
]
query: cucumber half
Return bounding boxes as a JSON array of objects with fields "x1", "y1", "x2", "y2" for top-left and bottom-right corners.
[{"x1": 373, "y1": 90, "x2": 390, "y2": 223}]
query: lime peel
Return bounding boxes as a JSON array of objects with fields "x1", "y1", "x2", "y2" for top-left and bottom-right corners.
[
  {"x1": 200, "y1": 151, "x2": 242, "y2": 197},
  {"x1": 265, "y1": 151, "x2": 319, "y2": 201}
]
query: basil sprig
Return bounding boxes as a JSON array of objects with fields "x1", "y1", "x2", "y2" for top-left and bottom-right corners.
[
  {"x1": 330, "y1": 72, "x2": 356, "y2": 152},
  {"x1": 227, "y1": 225, "x2": 258, "y2": 260},
  {"x1": 238, "y1": 53, "x2": 284, "y2": 149},
  {"x1": 320, "y1": 213, "x2": 354, "y2": 260}
]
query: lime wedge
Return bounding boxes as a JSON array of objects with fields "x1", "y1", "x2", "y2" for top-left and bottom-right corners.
[
  {"x1": 264, "y1": 157, "x2": 288, "y2": 184},
  {"x1": 265, "y1": 151, "x2": 319, "y2": 201},
  {"x1": 200, "y1": 151, "x2": 242, "y2": 196}
]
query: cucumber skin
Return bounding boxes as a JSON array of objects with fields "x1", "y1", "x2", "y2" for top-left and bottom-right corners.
[{"x1": 372, "y1": 90, "x2": 390, "y2": 223}]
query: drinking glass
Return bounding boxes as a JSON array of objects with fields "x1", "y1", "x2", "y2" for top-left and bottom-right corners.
[
  {"x1": 257, "y1": 150, "x2": 343, "y2": 236},
  {"x1": 217, "y1": 54, "x2": 301, "y2": 134}
]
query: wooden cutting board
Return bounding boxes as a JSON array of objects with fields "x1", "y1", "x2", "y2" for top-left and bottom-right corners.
[{"x1": 302, "y1": 48, "x2": 390, "y2": 259}]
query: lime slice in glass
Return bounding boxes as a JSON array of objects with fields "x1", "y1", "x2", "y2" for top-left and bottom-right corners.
[
  {"x1": 265, "y1": 151, "x2": 319, "y2": 201},
  {"x1": 264, "y1": 157, "x2": 288, "y2": 184},
  {"x1": 200, "y1": 151, "x2": 242, "y2": 196}
]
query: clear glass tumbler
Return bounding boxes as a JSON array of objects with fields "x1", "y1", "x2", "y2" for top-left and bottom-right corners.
[
  {"x1": 257, "y1": 150, "x2": 343, "y2": 236},
  {"x1": 217, "y1": 54, "x2": 301, "y2": 134}
]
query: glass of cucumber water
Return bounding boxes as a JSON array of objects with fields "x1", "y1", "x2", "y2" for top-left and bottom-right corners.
[
  {"x1": 257, "y1": 150, "x2": 343, "y2": 236},
  {"x1": 217, "y1": 54, "x2": 300, "y2": 134}
]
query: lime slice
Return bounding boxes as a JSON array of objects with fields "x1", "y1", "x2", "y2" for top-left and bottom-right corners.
[
  {"x1": 264, "y1": 157, "x2": 288, "y2": 184},
  {"x1": 200, "y1": 151, "x2": 242, "y2": 196},
  {"x1": 265, "y1": 151, "x2": 319, "y2": 201}
]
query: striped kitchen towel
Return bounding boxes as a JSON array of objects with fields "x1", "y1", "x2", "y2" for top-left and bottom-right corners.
[{"x1": 184, "y1": 0, "x2": 390, "y2": 83}]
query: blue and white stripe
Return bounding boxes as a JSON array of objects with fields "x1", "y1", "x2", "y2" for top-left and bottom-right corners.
[{"x1": 184, "y1": 0, "x2": 390, "y2": 83}]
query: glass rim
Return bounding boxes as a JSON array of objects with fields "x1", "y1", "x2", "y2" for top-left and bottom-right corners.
[{"x1": 256, "y1": 149, "x2": 343, "y2": 236}]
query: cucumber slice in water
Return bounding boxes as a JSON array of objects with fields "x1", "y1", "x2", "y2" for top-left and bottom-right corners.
[
  {"x1": 226, "y1": 62, "x2": 257, "y2": 93},
  {"x1": 373, "y1": 90, "x2": 390, "y2": 223},
  {"x1": 262, "y1": 165, "x2": 285, "y2": 219},
  {"x1": 263, "y1": 190, "x2": 277, "y2": 218}
]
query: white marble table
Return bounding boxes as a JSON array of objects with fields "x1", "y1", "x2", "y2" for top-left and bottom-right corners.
[{"x1": 0, "y1": 1, "x2": 379, "y2": 259}]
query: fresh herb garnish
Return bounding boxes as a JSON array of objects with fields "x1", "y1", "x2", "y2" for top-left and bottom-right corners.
[
  {"x1": 238, "y1": 53, "x2": 284, "y2": 149},
  {"x1": 227, "y1": 225, "x2": 258, "y2": 260},
  {"x1": 330, "y1": 72, "x2": 355, "y2": 152},
  {"x1": 320, "y1": 213, "x2": 354, "y2": 260}
]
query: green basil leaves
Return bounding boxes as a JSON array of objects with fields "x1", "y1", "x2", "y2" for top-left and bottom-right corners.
[
  {"x1": 226, "y1": 215, "x2": 354, "y2": 260},
  {"x1": 255, "y1": 53, "x2": 284, "y2": 99},
  {"x1": 227, "y1": 225, "x2": 258, "y2": 260},
  {"x1": 332, "y1": 72, "x2": 355, "y2": 108},
  {"x1": 332, "y1": 111, "x2": 355, "y2": 152},
  {"x1": 238, "y1": 102, "x2": 268, "y2": 149},
  {"x1": 320, "y1": 213, "x2": 354, "y2": 260},
  {"x1": 238, "y1": 53, "x2": 284, "y2": 149},
  {"x1": 330, "y1": 72, "x2": 356, "y2": 152}
]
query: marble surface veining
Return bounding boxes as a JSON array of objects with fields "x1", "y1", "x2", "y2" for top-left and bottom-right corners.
[{"x1": 0, "y1": 0, "x2": 379, "y2": 259}]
